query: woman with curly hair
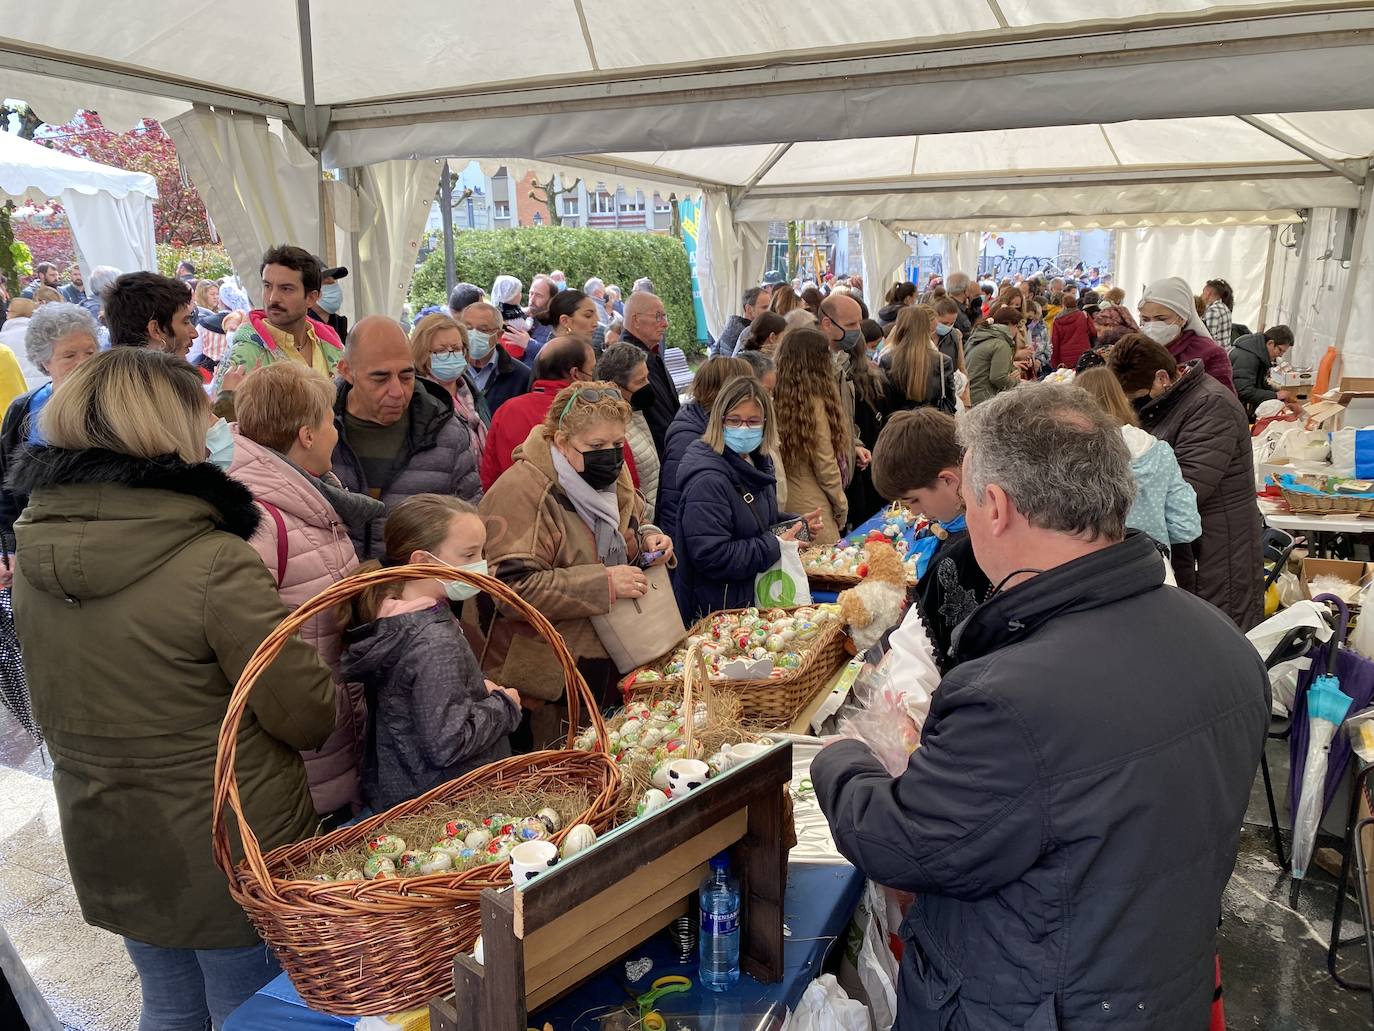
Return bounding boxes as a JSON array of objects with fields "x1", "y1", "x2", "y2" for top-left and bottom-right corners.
[{"x1": 774, "y1": 326, "x2": 853, "y2": 544}]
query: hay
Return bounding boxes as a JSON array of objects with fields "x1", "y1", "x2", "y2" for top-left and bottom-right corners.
[{"x1": 289, "y1": 782, "x2": 594, "y2": 882}]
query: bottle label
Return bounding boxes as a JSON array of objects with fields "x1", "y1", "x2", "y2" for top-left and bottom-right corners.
[{"x1": 701, "y1": 908, "x2": 739, "y2": 936}]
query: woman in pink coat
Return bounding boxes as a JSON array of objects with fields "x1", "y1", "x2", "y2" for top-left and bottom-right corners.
[{"x1": 229, "y1": 362, "x2": 384, "y2": 821}]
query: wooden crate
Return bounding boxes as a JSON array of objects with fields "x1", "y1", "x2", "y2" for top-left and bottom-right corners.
[{"x1": 429, "y1": 742, "x2": 793, "y2": 1031}]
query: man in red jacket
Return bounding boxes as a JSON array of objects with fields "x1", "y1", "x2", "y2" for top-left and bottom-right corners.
[
  {"x1": 1049, "y1": 289, "x2": 1097, "y2": 372},
  {"x1": 479, "y1": 335, "x2": 639, "y2": 491}
]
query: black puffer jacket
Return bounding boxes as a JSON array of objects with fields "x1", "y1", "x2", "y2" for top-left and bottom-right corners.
[
  {"x1": 1229, "y1": 332, "x2": 1277, "y2": 418},
  {"x1": 813, "y1": 533, "x2": 1268, "y2": 1031},
  {"x1": 1138, "y1": 360, "x2": 1263, "y2": 629}
]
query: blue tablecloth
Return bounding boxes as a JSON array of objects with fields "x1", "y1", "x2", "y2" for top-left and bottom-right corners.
[{"x1": 224, "y1": 862, "x2": 862, "y2": 1030}]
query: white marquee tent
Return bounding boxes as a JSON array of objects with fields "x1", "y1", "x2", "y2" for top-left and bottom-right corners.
[
  {"x1": 2, "y1": 0, "x2": 1373, "y2": 367},
  {"x1": 0, "y1": 131, "x2": 157, "y2": 278}
]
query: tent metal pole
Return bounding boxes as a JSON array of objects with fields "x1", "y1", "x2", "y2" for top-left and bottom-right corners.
[
  {"x1": 734, "y1": 144, "x2": 793, "y2": 206},
  {"x1": 294, "y1": 0, "x2": 329, "y2": 256},
  {"x1": 1237, "y1": 115, "x2": 1366, "y2": 186},
  {"x1": 1335, "y1": 175, "x2": 1373, "y2": 354},
  {"x1": 440, "y1": 160, "x2": 456, "y2": 299}
]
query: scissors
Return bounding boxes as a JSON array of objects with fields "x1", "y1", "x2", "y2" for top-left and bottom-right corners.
[{"x1": 637, "y1": 974, "x2": 692, "y2": 1031}]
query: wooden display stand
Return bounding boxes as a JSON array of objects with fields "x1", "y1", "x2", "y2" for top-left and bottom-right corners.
[{"x1": 429, "y1": 742, "x2": 793, "y2": 1031}]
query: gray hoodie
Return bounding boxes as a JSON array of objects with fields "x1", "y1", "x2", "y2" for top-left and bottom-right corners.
[{"x1": 341, "y1": 600, "x2": 520, "y2": 811}]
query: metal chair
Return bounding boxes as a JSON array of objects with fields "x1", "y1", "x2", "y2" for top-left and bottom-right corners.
[
  {"x1": 1262, "y1": 527, "x2": 1298, "y2": 593},
  {"x1": 1259, "y1": 622, "x2": 1324, "y2": 868}
]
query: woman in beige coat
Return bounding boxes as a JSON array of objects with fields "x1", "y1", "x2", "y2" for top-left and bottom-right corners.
[{"x1": 774, "y1": 327, "x2": 852, "y2": 544}]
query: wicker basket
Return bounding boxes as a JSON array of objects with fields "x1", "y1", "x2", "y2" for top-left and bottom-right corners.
[
  {"x1": 1281, "y1": 486, "x2": 1374, "y2": 516},
  {"x1": 211, "y1": 564, "x2": 620, "y2": 1017},
  {"x1": 622, "y1": 605, "x2": 848, "y2": 727}
]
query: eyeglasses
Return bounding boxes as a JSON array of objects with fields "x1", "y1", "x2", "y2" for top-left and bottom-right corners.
[{"x1": 724, "y1": 418, "x2": 765, "y2": 429}]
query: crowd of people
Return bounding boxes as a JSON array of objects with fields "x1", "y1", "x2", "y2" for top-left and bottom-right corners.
[{"x1": 0, "y1": 243, "x2": 1281, "y2": 1030}]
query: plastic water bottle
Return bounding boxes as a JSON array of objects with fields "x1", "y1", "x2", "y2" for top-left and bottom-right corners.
[{"x1": 698, "y1": 852, "x2": 741, "y2": 991}]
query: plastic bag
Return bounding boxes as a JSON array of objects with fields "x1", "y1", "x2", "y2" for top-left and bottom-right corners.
[
  {"x1": 852, "y1": 603, "x2": 940, "y2": 733},
  {"x1": 836, "y1": 688, "x2": 920, "y2": 776},
  {"x1": 838, "y1": 881, "x2": 899, "y2": 1031},
  {"x1": 1348, "y1": 706, "x2": 1374, "y2": 763},
  {"x1": 1352, "y1": 584, "x2": 1374, "y2": 660},
  {"x1": 1247, "y1": 601, "x2": 1332, "y2": 715},
  {"x1": 790, "y1": 974, "x2": 871, "y2": 1031}
]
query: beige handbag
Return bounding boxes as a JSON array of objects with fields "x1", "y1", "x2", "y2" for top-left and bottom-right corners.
[{"x1": 590, "y1": 564, "x2": 686, "y2": 673}]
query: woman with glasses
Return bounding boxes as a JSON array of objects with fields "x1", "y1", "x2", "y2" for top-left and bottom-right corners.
[
  {"x1": 480, "y1": 382, "x2": 675, "y2": 742},
  {"x1": 672, "y1": 375, "x2": 822, "y2": 622}
]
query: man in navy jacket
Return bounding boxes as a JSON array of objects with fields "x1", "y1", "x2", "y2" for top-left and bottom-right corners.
[{"x1": 812, "y1": 383, "x2": 1269, "y2": 1031}]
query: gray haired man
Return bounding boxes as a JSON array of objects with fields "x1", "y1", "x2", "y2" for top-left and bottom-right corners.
[{"x1": 812, "y1": 383, "x2": 1268, "y2": 1031}]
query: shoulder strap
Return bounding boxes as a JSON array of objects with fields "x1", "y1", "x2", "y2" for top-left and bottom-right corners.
[
  {"x1": 732, "y1": 482, "x2": 770, "y2": 534},
  {"x1": 256, "y1": 500, "x2": 288, "y2": 588}
]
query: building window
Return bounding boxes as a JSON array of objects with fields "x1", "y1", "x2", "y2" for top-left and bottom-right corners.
[
  {"x1": 654, "y1": 194, "x2": 672, "y2": 213},
  {"x1": 562, "y1": 195, "x2": 580, "y2": 217},
  {"x1": 493, "y1": 201, "x2": 511, "y2": 219},
  {"x1": 591, "y1": 192, "x2": 616, "y2": 215},
  {"x1": 619, "y1": 191, "x2": 645, "y2": 213}
]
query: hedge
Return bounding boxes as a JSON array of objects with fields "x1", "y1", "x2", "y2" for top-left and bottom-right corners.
[
  {"x1": 410, "y1": 227, "x2": 698, "y2": 353},
  {"x1": 157, "y1": 243, "x2": 234, "y2": 281}
]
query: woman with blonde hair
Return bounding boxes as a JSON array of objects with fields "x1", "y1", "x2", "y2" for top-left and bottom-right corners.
[
  {"x1": 769, "y1": 283, "x2": 804, "y2": 317},
  {"x1": 410, "y1": 312, "x2": 490, "y2": 460},
  {"x1": 481, "y1": 382, "x2": 675, "y2": 733},
  {"x1": 230, "y1": 361, "x2": 384, "y2": 822},
  {"x1": 1076, "y1": 366, "x2": 1200, "y2": 569},
  {"x1": 882, "y1": 305, "x2": 956, "y2": 414},
  {"x1": 774, "y1": 327, "x2": 852, "y2": 544},
  {"x1": 9, "y1": 347, "x2": 336, "y2": 1027}
]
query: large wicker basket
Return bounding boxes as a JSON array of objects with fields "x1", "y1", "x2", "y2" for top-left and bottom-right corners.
[
  {"x1": 211, "y1": 564, "x2": 620, "y2": 1016},
  {"x1": 1280, "y1": 485, "x2": 1374, "y2": 516},
  {"x1": 621, "y1": 605, "x2": 848, "y2": 727}
]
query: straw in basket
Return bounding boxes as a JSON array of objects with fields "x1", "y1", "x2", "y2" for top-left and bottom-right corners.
[{"x1": 212, "y1": 563, "x2": 620, "y2": 1016}]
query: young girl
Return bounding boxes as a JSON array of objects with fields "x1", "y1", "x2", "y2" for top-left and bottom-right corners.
[{"x1": 341, "y1": 493, "x2": 521, "y2": 812}]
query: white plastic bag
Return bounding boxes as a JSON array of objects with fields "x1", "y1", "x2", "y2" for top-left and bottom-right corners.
[
  {"x1": 1246, "y1": 601, "x2": 1332, "y2": 714},
  {"x1": 789, "y1": 973, "x2": 871, "y2": 1031},
  {"x1": 757, "y1": 537, "x2": 813, "y2": 609}
]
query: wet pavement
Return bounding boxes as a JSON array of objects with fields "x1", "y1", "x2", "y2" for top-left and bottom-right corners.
[{"x1": 1, "y1": 715, "x2": 1371, "y2": 1029}]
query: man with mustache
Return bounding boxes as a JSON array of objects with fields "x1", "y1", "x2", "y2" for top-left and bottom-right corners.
[{"x1": 211, "y1": 244, "x2": 344, "y2": 398}]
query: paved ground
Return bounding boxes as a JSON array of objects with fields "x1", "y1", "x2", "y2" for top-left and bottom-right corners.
[{"x1": 2, "y1": 716, "x2": 1372, "y2": 1029}]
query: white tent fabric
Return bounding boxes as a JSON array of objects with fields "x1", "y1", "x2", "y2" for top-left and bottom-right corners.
[
  {"x1": 1114, "y1": 225, "x2": 1273, "y2": 327},
  {"x1": 347, "y1": 159, "x2": 439, "y2": 323},
  {"x1": 164, "y1": 108, "x2": 320, "y2": 308},
  {"x1": 0, "y1": 131, "x2": 157, "y2": 275},
  {"x1": 858, "y1": 220, "x2": 912, "y2": 313},
  {"x1": 946, "y1": 233, "x2": 983, "y2": 281},
  {"x1": 696, "y1": 190, "x2": 743, "y2": 341}
]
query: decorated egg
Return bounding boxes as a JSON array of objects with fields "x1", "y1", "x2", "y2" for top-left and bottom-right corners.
[
  {"x1": 794, "y1": 621, "x2": 819, "y2": 641},
  {"x1": 708, "y1": 750, "x2": 731, "y2": 775},
  {"x1": 419, "y1": 850, "x2": 454, "y2": 875},
  {"x1": 637, "y1": 788, "x2": 670, "y2": 817},
  {"x1": 764, "y1": 634, "x2": 784, "y2": 653},
  {"x1": 397, "y1": 850, "x2": 428, "y2": 875},
  {"x1": 744, "y1": 607, "x2": 760, "y2": 619},
  {"x1": 650, "y1": 761, "x2": 672, "y2": 791},
  {"x1": 434, "y1": 836, "x2": 467, "y2": 856},
  {"x1": 686, "y1": 634, "x2": 706, "y2": 648},
  {"x1": 621, "y1": 717, "x2": 642, "y2": 734},
  {"x1": 778, "y1": 652, "x2": 803, "y2": 670},
  {"x1": 664, "y1": 660, "x2": 685, "y2": 676},
  {"x1": 465, "y1": 828, "x2": 492, "y2": 850},
  {"x1": 485, "y1": 838, "x2": 514, "y2": 860},
  {"x1": 561, "y1": 824, "x2": 597, "y2": 858},
  {"x1": 537, "y1": 808, "x2": 562, "y2": 834},
  {"x1": 340, "y1": 868, "x2": 364, "y2": 881},
  {"x1": 444, "y1": 819, "x2": 475, "y2": 839},
  {"x1": 573, "y1": 733, "x2": 595, "y2": 751},
  {"x1": 363, "y1": 855, "x2": 396, "y2": 879},
  {"x1": 515, "y1": 817, "x2": 548, "y2": 842},
  {"x1": 311, "y1": 873, "x2": 332, "y2": 882},
  {"x1": 640, "y1": 727, "x2": 663, "y2": 748},
  {"x1": 482, "y1": 812, "x2": 509, "y2": 828},
  {"x1": 367, "y1": 834, "x2": 406, "y2": 860}
]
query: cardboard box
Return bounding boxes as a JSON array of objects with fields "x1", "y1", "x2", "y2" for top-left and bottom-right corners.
[{"x1": 1301, "y1": 557, "x2": 1374, "y2": 601}]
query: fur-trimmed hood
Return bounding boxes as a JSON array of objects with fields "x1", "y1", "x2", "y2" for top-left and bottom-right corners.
[{"x1": 10, "y1": 446, "x2": 262, "y2": 601}]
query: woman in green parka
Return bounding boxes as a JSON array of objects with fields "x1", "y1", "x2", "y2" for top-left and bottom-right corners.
[{"x1": 8, "y1": 347, "x2": 337, "y2": 1030}]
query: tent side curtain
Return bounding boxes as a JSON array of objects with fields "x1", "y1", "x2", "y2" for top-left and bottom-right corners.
[
  {"x1": 696, "y1": 190, "x2": 767, "y2": 342},
  {"x1": 347, "y1": 159, "x2": 442, "y2": 324},
  {"x1": 858, "y1": 220, "x2": 912, "y2": 313},
  {"x1": 61, "y1": 188, "x2": 157, "y2": 278},
  {"x1": 1114, "y1": 225, "x2": 1274, "y2": 329}
]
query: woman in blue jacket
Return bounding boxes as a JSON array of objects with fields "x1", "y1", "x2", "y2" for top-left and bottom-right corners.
[{"x1": 673, "y1": 375, "x2": 822, "y2": 621}]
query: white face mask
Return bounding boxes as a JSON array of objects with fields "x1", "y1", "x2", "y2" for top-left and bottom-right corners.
[
  {"x1": 1141, "y1": 321, "x2": 1181, "y2": 346},
  {"x1": 423, "y1": 553, "x2": 488, "y2": 602}
]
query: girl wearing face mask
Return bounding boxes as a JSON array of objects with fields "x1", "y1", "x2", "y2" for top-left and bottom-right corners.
[
  {"x1": 1136, "y1": 277, "x2": 1236, "y2": 394},
  {"x1": 673, "y1": 375, "x2": 822, "y2": 622},
  {"x1": 480, "y1": 383, "x2": 674, "y2": 738},
  {"x1": 411, "y1": 313, "x2": 490, "y2": 460},
  {"x1": 340, "y1": 493, "x2": 521, "y2": 811}
]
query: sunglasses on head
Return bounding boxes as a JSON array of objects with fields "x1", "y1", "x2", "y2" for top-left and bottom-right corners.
[{"x1": 558, "y1": 386, "x2": 623, "y2": 424}]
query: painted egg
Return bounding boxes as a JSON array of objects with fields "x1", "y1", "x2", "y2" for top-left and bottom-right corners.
[
  {"x1": 778, "y1": 652, "x2": 803, "y2": 669},
  {"x1": 397, "y1": 850, "x2": 429, "y2": 875},
  {"x1": 537, "y1": 808, "x2": 562, "y2": 834},
  {"x1": 573, "y1": 734, "x2": 595, "y2": 751},
  {"x1": 419, "y1": 850, "x2": 454, "y2": 875},
  {"x1": 444, "y1": 819, "x2": 475, "y2": 839},
  {"x1": 483, "y1": 813, "x2": 510, "y2": 828},
  {"x1": 367, "y1": 834, "x2": 406, "y2": 860},
  {"x1": 664, "y1": 661, "x2": 685, "y2": 676},
  {"x1": 744, "y1": 607, "x2": 760, "y2": 619},
  {"x1": 651, "y1": 761, "x2": 672, "y2": 791},
  {"x1": 339, "y1": 868, "x2": 364, "y2": 881},
  {"x1": 765, "y1": 634, "x2": 784, "y2": 653},
  {"x1": 561, "y1": 824, "x2": 597, "y2": 859},
  {"x1": 515, "y1": 817, "x2": 548, "y2": 842},
  {"x1": 708, "y1": 750, "x2": 730, "y2": 775},
  {"x1": 686, "y1": 634, "x2": 706, "y2": 648},
  {"x1": 363, "y1": 855, "x2": 396, "y2": 879},
  {"x1": 465, "y1": 828, "x2": 492, "y2": 850},
  {"x1": 621, "y1": 717, "x2": 642, "y2": 734},
  {"x1": 311, "y1": 873, "x2": 332, "y2": 882},
  {"x1": 434, "y1": 836, "x2": 467, "y2": 855},
  {"x1": 640, "y1": 727, "x2": 663, "y2": 748},
  {"x1": 485, "y1": 838, "x2": 514, "y2": 860},
  {"x1": 637, "y1": 788, "x2": 669, "y2": 817}
]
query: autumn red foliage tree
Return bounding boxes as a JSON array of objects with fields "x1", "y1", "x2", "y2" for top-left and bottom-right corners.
[{"x1": 38, "y1": 111, "x2": 213, "y2": 246}]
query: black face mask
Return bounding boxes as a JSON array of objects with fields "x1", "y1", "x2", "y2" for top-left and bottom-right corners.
[
  {"x1": 1130, "y1": 394, "x2": 1151, "y2": 413},
  {"x1": 579, "y1": 446, "x2": 624, "y2": 490},
  {"x1": 630, "y1": 384, "x2": 655, "y2": 412}
]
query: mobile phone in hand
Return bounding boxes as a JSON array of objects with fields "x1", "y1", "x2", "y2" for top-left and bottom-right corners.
[{"x1": 638, "y1": 549, "x2": 665, "y2": 567}]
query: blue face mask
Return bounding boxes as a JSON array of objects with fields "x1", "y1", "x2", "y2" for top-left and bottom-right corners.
[
  {"x1": 935, "y1": 322, "x2": 953, "y2": 337},
  {"x1": 723, "y1": 426, "x2": 764, "y2": 455},
  {"x1": 318, "y1": 282, "x2": 344, "y2": 314},
  {"x1": 205, "y1": 418, "x2": 234, "y2": 471},
  {"x1": 430, "y1": 351, "x2": 468, "y2": 381},
  {"x1": 467, "y1": 330, "x2": 493, "y2": 361},
  {"x1": 424, "y1": 554, "x2": 488, "y2": 602}
]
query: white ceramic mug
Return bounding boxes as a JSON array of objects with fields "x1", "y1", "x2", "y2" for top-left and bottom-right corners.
[
  {"x1": 728, "y1": 742, "x2": 768, "y2": 767},
  {"x1": 666, "y1": 758, "x2": 710, "y2": 799},
  {"x1": 509, "y1": 839, "x2": 559, "y2": 885}
]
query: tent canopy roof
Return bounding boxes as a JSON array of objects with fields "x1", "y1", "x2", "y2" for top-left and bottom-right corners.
[{"x1": 0, "y1": 130, "x2": 157, "y2": 204}]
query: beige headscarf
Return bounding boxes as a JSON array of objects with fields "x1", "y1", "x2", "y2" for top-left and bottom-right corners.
[{"x1": 1141, "y1": 277, "x2": 1211, "y2": 339}]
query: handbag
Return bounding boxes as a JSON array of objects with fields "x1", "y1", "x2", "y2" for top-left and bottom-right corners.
[
  {"x1": 0, "y1": 536, "x2": 38, "y2": 743},
  {"x1": 590, "y1": 563, "x2": 686, "y2": 673}
]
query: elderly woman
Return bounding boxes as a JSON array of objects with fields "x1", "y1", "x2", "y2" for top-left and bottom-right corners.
[
  {"x1": 410, "y1": 312, "x2": 490, "y2": 461},
  {"x1": 0, "y1": 303, "x2": 99, "y2": 541},
  {"x1": 480, "y1": 383, "x2": 674, "y2": 737},
  {"x1": 596, "y1": 342, "x2": 660, "y2": 520},
  {"x1": 1138, "y1": 277, "x2": 1235, "y2": 393},
  {"x1": 490, "y1": 274, "x2": 529, "y2": 333},
  {"x1": 229, "y1": 362, "x2": 383, "y2": 822},
  {"x1": 9, "y1": 347, "x2": 335, "y2": 1027}
]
